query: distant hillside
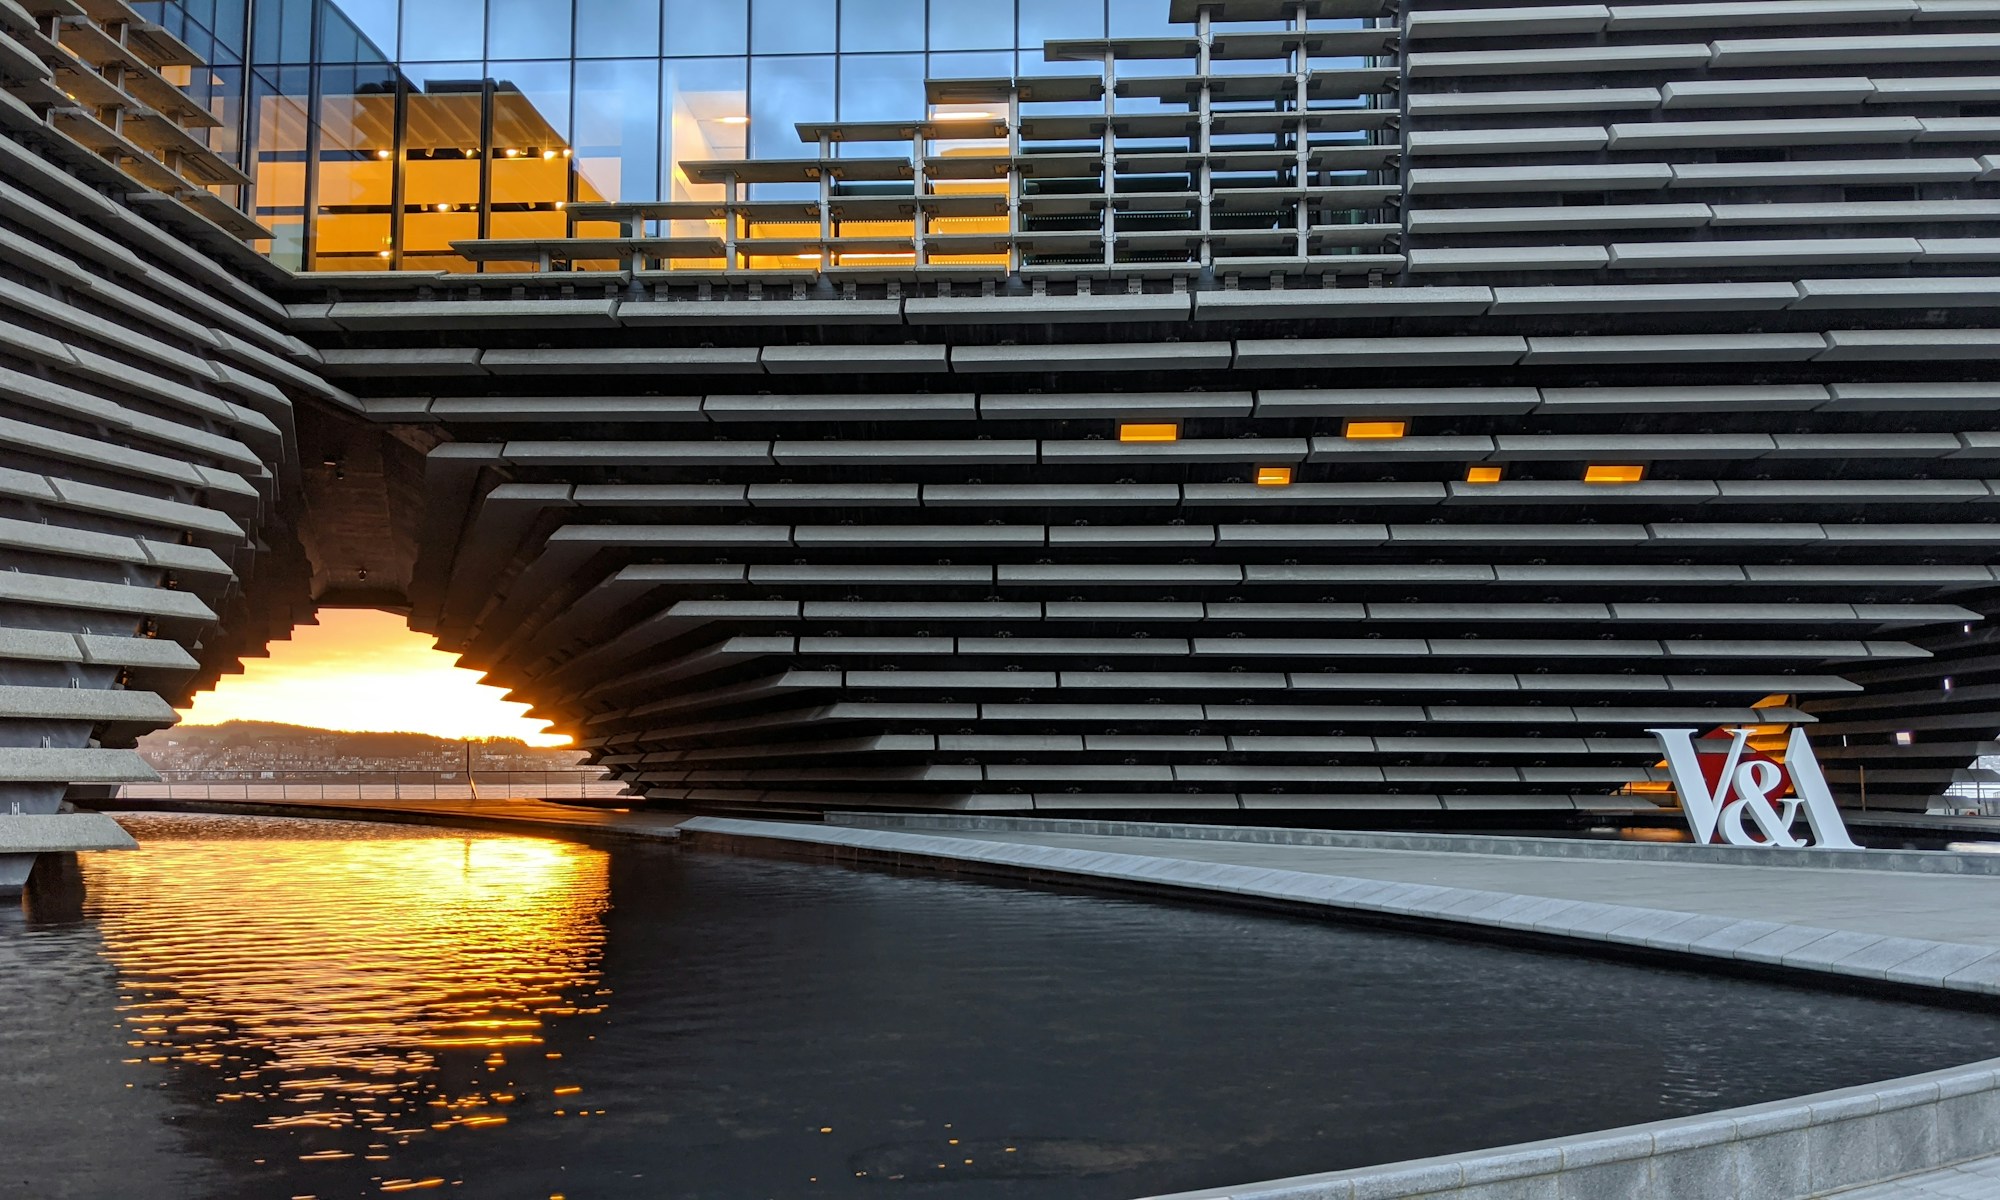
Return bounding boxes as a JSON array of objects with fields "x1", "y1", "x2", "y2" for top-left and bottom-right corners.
[{"x1": 138, "y1": 720, "x2": 590, "y2": 776}]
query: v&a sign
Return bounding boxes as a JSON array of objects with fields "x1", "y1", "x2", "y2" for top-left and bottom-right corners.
[{"x1": 1647, "y1": 727, "x2": 1861, "y2": 850}]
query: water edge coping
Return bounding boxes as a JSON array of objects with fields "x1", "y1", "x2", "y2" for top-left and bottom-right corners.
[{"x1": 829, "y1": 810, "x2": 2000, "y2": 876}]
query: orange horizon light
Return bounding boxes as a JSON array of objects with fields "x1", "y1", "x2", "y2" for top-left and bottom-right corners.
[
  {"x1": 1255, "y1": 466, "x2": 1293, "y2": 486},
  {"x1": 1119, "y1": 422, "x2": 1180, "y2": 443},
  {"x1": 1465, "y1": 465, "x2": 1503, "y2": 483},
  {"x1": 1344, "y1": 420, "x2": 1406, "y2": 439}
]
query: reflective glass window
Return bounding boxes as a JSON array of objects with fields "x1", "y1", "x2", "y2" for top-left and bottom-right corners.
[
  {"x1": 1108, "y1": 0, "x2": 1171, "y2": 36},
  {"x1": 310, "y1": 63, "x2": 399, "y2": 270},
  {"x1": 662, "y1": 57, "x2": 748, "y2": 202},
  {"x1": 578, "y1": 0, "x2": 662, "y2": 58},
  {"x1": 400, "y1": 73, "x2": 487, "y2": 271},
  {"x1": 211, "y1": 0, "x2": 249, "y2": 56},
  {"x1": 178, "y1": 18, "x2": 216, "y2": 67},
  {"x1": 749, "y1": 52, "x2": 833, "y2": 193},
  {"x1": 751, "y1": 0, "x2": 836, "y2": 54},
  {"x1": 328, "y1": 0, "x2": 399, "y2": 59},
  {"x1": 248, "y1": 65, "x2": 311, "y2": 268},
  {"x1": 318, "y1": 1, "x2": 392, "y2": 63},
  {"x1": 200, "y1": 62, "x2": 247, "y2": 165},
  {"x1": 489, "y1": 0, "x2": 574, "y2": 60},
  {"x1": 841, "y1": 0, "x2": 923, "y2": 52},
  {"x1": 838, "y1": 52, "x2": 924, "y2": 123},
  {"x1": 666, "y1": 0, "x2": 747, "y2": 54},
  {"x1": 929, "y1": 49, "x2": 1013, "y2": 81},
  {"x1": 574, "y1": 58, "x2": 660, "y2": 202},
  {"x1": 401, "y1": 0, "x2": 484, "y2": 63},
  {"x1": 488, "y1": 60, "x2": 575, "y2": 248},
  {"x1": 251, "y1": 0, "x2": 314, "y2": 62},
  {"x1": 929, "y1": 0, "x2": 1011, "y2": 51},
  {"x1": 1019, "y1": 0, "x2": 1103, "y2": 43}
]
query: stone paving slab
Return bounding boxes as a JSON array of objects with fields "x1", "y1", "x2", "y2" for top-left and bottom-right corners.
[
  {"x1": 1823, "y1": 1155, "x2": 2000, "y2": 1199},
  {"x1": 866, "y1": 824, "x2": 2000, "y2": 950}
]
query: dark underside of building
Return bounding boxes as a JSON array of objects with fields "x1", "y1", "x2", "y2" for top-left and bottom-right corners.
[{"x1": 7, "y1": 0, "x2": 2000, "y2": 835}]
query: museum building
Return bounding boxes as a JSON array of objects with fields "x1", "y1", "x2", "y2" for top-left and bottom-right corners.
[{"x1": 5, "y1": 0, "x2": 2000, "y2": 830}]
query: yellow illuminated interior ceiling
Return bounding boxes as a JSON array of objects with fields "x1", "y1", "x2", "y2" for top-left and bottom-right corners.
[
  {"x1": 1119, "y1": 422, "x2": 1180, "y2": 443},
  {"x1": 1344, "y1": 420, "x2": 1407, "y2": 439},
  {"x1": 1255, "y1": 466, "x2": 1293, "y2": 486},
  {"x1": 1465, "y1": 465, "x2": 1503, "y2": 483},
  {"x1": 1584, "y1": 464, "x2": 1646, "y2": 483},
  {"x1": 280, "y1": 77, "x2": 1019, "y2": 273},
  {"x1": 270, "y1": 84, "x2": 609, "y2": 272}
]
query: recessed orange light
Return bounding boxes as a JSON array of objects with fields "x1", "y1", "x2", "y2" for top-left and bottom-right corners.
[
  {"x1": 1119, "y1": 423, "x2": 1179, "y2": 443},
  {"x1": 1344, "y1": 420, "x2": 1406, "y2": 439},
  {"x1": 1584, "y1": 464, "x2": 1645, "y2": 483},
  {"x1": 1255, "y1": 466, "x2": 1292, "y2": 486},
  {"x1": 1465, "y1": 465, "x2": 1503, "y2": 483}
]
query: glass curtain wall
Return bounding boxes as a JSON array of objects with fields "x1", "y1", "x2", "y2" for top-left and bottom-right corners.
[{"x1": 147, "y1": 0, "x2": 1347, "y2": 271}]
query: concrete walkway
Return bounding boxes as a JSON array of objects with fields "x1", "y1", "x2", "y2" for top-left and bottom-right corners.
[
  {"x1": 1829, "y1": 1155, "x2": 2000, "y2": 1199},
  {"x1": 854, "y1": 824, "x2": 2000, "y2": 949}
]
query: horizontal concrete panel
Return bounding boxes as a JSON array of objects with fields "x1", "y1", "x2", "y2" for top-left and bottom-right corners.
[
  {"x1": 949, "y1": 342, "x2": 1232, "y2": 371},
  {"x1": 1241, "y1": 337, "x2": 1526, "y2": 368},
  {"x1": 1538, "y1": 384, "x2": 1828, "y2": 412},
  {"x1": 1523, "y1": 334, "x2": 1826, "y2": 363},
  {"x1": 325, "y1": 299, "x2": 620, "y2": 330},
  {"x1": 1408, "y1": 43, "x2": 1711, "y2": 77},
  {"x1": 1257, "y1": 387, "x2": 1540, "y2": 417},
  {"x1": 618, "y1": 299, "x2": 904, "y2": 326},
  {"x1": 906, "y1": 293, "x2": 1191, "y2": 324},
  {"x1": 981, "y1": 391, "x2": 1252, "y2": 419},
  {"x1": 1043, "y1": 437, "x2": 1308, "y2": 464},
  {"x1": 759, "y1": 344, "x2": 948, "y2": 373},
  {"x1": 1795, "y1": 277, "x2": 2000, "y2": 308},
  {"x1": 772, "y1": 439, "x2": 1037, "y2": 464},
  {"x1": 481, "y1": 347, "x2": 766, "y2": 374},
  {"x1": 1411, "y1": 204, "x2": 1712, "y2": 235},
  {"x1": 504, "y1": 440, "x2": 774, "y2": 465},
  {"x1": 705, "y1": 393, "x2": 975, "y2": 420},
  {"x1": 1818, "y1": 329, "x2": 2000, "y2": 360},
  {"x1": 1194, "y1": 287, "x2": 1495, "y2": 319}
]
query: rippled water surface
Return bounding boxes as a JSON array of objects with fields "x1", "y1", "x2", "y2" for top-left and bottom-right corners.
[{"x1": 9, "y1": 813, "x2": 2000, "y2": 1200}]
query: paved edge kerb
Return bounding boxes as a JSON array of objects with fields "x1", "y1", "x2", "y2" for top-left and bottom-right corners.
[{"x1": 829, "y1": 810, "x2": 2000, "y2": 876}]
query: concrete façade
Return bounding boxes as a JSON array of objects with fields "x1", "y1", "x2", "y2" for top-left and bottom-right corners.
[{"x1": 7, "y1": 0, "x2": 2000, "y2": 851}]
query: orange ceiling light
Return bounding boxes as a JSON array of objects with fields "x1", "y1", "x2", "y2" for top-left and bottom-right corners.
[
  {"x1": 1344, "y1": 420, "x2": 1406, "y2": 439},
  {"x1": 1465, "y1": 465, "x2": 1503, "y2": 483},
  {"x1": 1119, "y1": 422, "x2": 1180, "y2": 443},
  {"x1": 1255, "y1": 466, "x2": 1293, "y2": 486},
  {"x1": 1584, "y1": 464, "x2": 1646, "y2": 483}
]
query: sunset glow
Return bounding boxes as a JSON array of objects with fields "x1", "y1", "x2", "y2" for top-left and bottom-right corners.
[{"x1": 177, "y1": 608, "x2": 570, "y2": 746}]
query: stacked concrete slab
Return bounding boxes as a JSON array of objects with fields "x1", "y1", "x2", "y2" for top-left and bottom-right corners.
[{"x1": 0, "y1": 0, "x2": 345, "y2": 866}]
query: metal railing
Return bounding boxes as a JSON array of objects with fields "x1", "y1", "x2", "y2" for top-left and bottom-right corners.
[{"x1": 119, "y1": 771, "x2": 628, "y2": 803}]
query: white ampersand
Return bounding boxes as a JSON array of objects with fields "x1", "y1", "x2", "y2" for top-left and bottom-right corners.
[{"x1": 1718, "y1": 759, "x2": 1804, "y2": 847}]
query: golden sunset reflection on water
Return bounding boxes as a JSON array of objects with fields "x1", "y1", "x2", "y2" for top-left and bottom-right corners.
[{"x1": 81, "y1": 814, "x2": 609, "y2": 1186}]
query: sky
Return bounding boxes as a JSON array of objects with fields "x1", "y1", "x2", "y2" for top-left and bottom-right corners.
[{"x1": 177, "y1": 608, "x2": 570, "y2": 746}]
